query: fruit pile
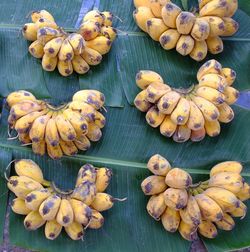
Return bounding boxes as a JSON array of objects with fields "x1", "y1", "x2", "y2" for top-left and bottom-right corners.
[
  {"x1": 8, "y1": 159, "x2": 125, "y2": 240},
  {"x1": 134, "y1": 59, "x2": 239, "y2": 142},
  {"x1": 133, "y1": 0, "x2": 239, "y2": 61},
  {"x1": 141, "y1": 154, "x2": 250, "y2": 241},
  {"x1": 6, "y1": 89, "x2": 106, "y2": 159},
  {"x1": 22, "y1": 9, "x2": 117, "y2": 76}
]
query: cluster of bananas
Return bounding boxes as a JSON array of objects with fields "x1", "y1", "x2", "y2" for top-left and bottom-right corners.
[
  {"x1": 133, "y1": 0, "x2": 239, "y2": 61},
  {"x1": 141, "y1": 154, "x2": 250, "y2": 241},
  {"x1": 134, "y1": 59, "x2": 239, "y2": 142},
  {"x1": 22, "y1": 9, "x2": 117, "y2": 76},
  {"x1": 8, "y1": 159, "x2": 125, "y2": 240},
  {"x1": 6, "y1": 89, "x2": 106, "y2": 159}
]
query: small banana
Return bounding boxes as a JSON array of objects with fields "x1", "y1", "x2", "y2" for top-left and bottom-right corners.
[
  {"x1": 159, "y1": 29, "x2": 180, "y2": 50},
  {"x1": 198, "y1": 73, "x2": 226, "y2": 92},
  {"x1": 195, "y1": 194, "x2": 223, "y2": 222},
  {"x1": 59, "y1": 139, "x2": 78, "y2": 156},
  {"x1": 178, "y1": 220, "x2": 198, "y2": 241},
  {"x1": 25, "y1": 188, "x2": 51, "y2": 211},
  {"x1": 95, "y1": 168, "x2": 112, "y2": 192},
  {"x1": 79, "y1": 20, "x2": 101, "y2": 41},
  {"x1": 56, "y1": 199, "x2": 74, "y2": 227},
  {"x1": 18, "y1": 133, "x2": 32, "y2": 144},
  {"x1": 147, "y1": 193, "x2": 166, "y2": 220},
  {"x1": 170, "y1": 98, "x2": 191, "y2": 125},
  {"x1": 70, "y1": 198, "x2": 92, "y2": 226},
  {"x1": 58, "y1": 38, "x2": 74, "y2": 61},
  {"x1": 195, "y1": 86, "x2": 225, "y2": 105},
  {"x1": 236, "y1": 182, "x2": 250, "y2": 201},
  {"x1": 136, "y1": 70, "x2": 164, "y2": 90},
  {"x1": 222, "y1": 17, "x2": 239, "y2": 36},
  {"x1": 197, "y1": 59, "x2": 222, "y2": 81},
  {"x1": 93, "y1": 111, "x2": 106, "y2": 128},
  {"x1": 141, "y1": 175, "x2": 167, "y2": 195},
  {"x1": 29, "y1": 40, "x2": 44, "y2": 58},
  {"x1": 176, "y1": 35, "x2": 195, "y2": 56},
  {"x1": 39, "y1": 194, "x2": 61, "y2": 221},
  {"x1": 206, "y1": 36, "x2": 224, "y2": 54},
  {"x1": 31, "y1": 10, "x2": 55, "y2": 23},
  {"x1": 24, "y1": 211, "x2": 46, "y2": 230},
  {"x1": 172, "y1": 124, "x2": 191, "y2": 143},
  {"x1": 45, "y1": 117, "x2": 60, "y2": 147},
  {"x1": 225, "y1": 0, "x2": 238, "y2": 17},
  {"x1": 72, "y1": 55, "x2": 90, "y2": 74},
  {"x1": 37, "y1": 27, "x2": 63, "y2": 45},
  {"x1": 146, "y1": 82, "x2": 171, "y2": 103},
  {"x1": 150, "y1": 0, "x2": 170, "y2": 17},
  {"x1": 86, "y1": 123, "x2": 102, "y2": 142},
  {"x1": 81, "y1": 47, "x2": 102, "y2": 66},
  {"x1": 160, "y1": 115, "x2": 177, "y2": 137},
  {"x1": 68, "y1": 33, "x2": 85, "y2": 55},
  {"x1": 101, "y1": 26, "x2": 117, "y2": 42},
  {"x1": 199, "y1": 0, "x2": 229, "y2": 17},
  {"x1": 161, "y1": 207, "x2": 180, "y2": 232},
  {"x1": 199, "y1": 0, "x2": 214, "y2": 9},
  {"x1": 69, "y1": 101, "x2": 96, "y2": 122},
  {"x1": 42, "y1": 54, "x2": 58, "y2": 71},
  {"x1": 32, "y1": 140, "x2": 46, "y2": 156},
  {"x1": 85, "y1": 36, "x2": 112, "y2": 55},
  {"x1": 176, "y1": 12, "x2": 196, "y2": 35},
  {"x1": 8, "y1": 176, "x2": 43, "y2": 199},
  {"x1": 198, "y1": 220, "x2": 217, "y2": 238},
  {"x1": 88, "y1": 209, "x2": 104, "y2": 229},
  {"x1": 190, "y1": 128, "x2": 206, "y2": 142},
  {"x1": 146, "y1": 105, "x2": 166, "y2": 128},
  {"x1": 200, "y1": 16, "x2": 225, "y2": 37},
  {"x1": 35, "y1": 17, "x2": 58, "y2": 30},
  {"x1": 215, "y1": 213, "x2": 235, "y2": 230},
  {"x1": 22, "y1": 23, "x2": 37, "y2": 41},
  {"x1": 210, "y1": 161, "x2": 242, "y2": 177},
  {"x1": 133, "y1": 6, "x2": 155, "y2": 32},
  {"x1": 47, "y1": 143, "x2": 63, "y2": 159},
  {"x1": 222, "y1": 67, "x2": 236, "y2": 86},
  {"x1": 224, "y1": 86, "x2": 239, "y2": 104},
  {"x1": 134, "y1": 0, "x2": 151, "y2": 7},
  {"x1": 146, "y1": 18, "x2": 169, "y2": 41},
  {"x1": 44, "y1": 37, "x2": 64, "y2": 57},
  {"x1": 147, "y1": 154, "x2": 171, "y2": 176},
  {"x1": 161, "y1": 2, "x2": 182, "y2": 28},
  {"x1": 165, "y1": 168, "x2": 192, "y2": 189},
  {"x1": 65, "y1": 221, "x2": 84, "y2": 240},
  {"x1": 102, "y1": 11, "x2": 113, "y2": 26},
  {"x1": 229, "y1": 201, "x2": 247, "y2": 219},
  {"x1": 57, "y1": 60, "x2": 73, "y2": 76},
  {"x1": 189, "y1": 40, "x2": 207, "y2": 61},
  {"x1": 191, "y1": 18, "x2": 210, "y2": 41},
  {"x1": 157, "y1": 91, "x2": 181, "y2": 114},
  {"x1": 74, "y1": 134, "x2": 91, "y2": 151},
  {"x1": 45, "y1": 220, "x2": 62, "y2": 240},
  {"x1": 6, "y1": 90, "x2": 37, "y2": 107},
  {"x1": 11, "y1": 198, "x2": 31, "y2": 215},
  {"x1": 75, "y1": 164, "x2": 97, "y2": 186},
  {"x1": 83, "y1": 10, "x2": 104, "y2": 25},
  {"x1": 204, "y1": 119, "x2": 221, "y2": 137},
  {"x1": 163, "y1": 188, "x2": 188, "y2": 210}
]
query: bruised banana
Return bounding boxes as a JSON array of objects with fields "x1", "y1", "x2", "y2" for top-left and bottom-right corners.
[
  {"x1": 147, "y1": 193, "x2": 166, "y2": 220},
  {"x1": 11, "y1": 198, "x2": 31, "y2": 215},
  {"x1": 141, "y1": 175, "x2": 167, "y2": 195},
  {"x1": 24, "y1": 211, "x2": 46, "y2": 230},
  {"x1": 56, "y1": 198, "x2": 74, "y2": 227},
  {"x1": 75, "y1": 163, "x2": 97, "y2": 186},
  {"x1": 165, "y1": 168, "x2": 192, "y2": 189},
  {"x1": 163, "y1": 188, "x2": 188, "y2": 210},
  {"x1": 161, "y1": 207, "x2": 180, "y2": 232},
  {"x1": 45, "y1": 220, "x2": 62, "y2": 240},
  {"x1": 147, "y1": 154, "x2": 171, "y2": 176},
  {"x1": 95, "y1": 168, "x2": 112, "y2": 192},
  {"x1": 88, "y1": 209, "x2": 104, "y2": 229}
]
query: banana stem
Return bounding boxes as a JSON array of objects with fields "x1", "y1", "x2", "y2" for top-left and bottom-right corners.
[
  {"x1": 189, "y1": 181, "x2": 202, "y2": 188},
  {"x1": 112, "y1": 197, "x2": 127, "y2": 202},
  {"x1": 45, "y1": 102, "x2": 68, "y2": 111},
  {"x1": 4, "y1": 159, "x2": 17, "y2": 182},
  {"x1": 50, "y1": 181, "x2": 73, "y2": 197},
  {"x1": 42, "y1": 179, "x2": 51, "y2": 187},
  {"x1": 172, "y1": 84, "x2": 195, "y2": 95}
]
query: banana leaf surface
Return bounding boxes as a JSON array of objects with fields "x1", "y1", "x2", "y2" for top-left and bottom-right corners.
[{"x1": 0, "y1": 0, "x2": 250, "y2": 251}]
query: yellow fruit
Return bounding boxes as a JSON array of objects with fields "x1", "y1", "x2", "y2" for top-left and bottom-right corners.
[
  {"x1": 236, "y1": 182, "x2": 250, "y2": 201},
  {"x1": 81, "y1": 47, "x2": 102, "y2": 66},
  {"x1": 197, "y1": 59, "x2": 222, "y2": 81},
  {"x1": 69, "y1": 101, "x2": 96, "y2": 121},
  {"x1": 147, "y1": 193, "x2": 166, "y2": 220},
  {"x1": 22, "y1": 23, "x2": 37, "y2": 41},
  {"x1": 59, "y1": 139, "x2": 78, "y2": 156},
  {"x1": 222, "y1": 67, "x2": 236, "y2": 86},
  {"x1": 95, "y1": 168, "x2": 112, "y2": 192},
  {"x1": 147, "y1": 154, "x2": 171, "y2": 176},
  {"x1": 35, "y1": 17, "x2": 58, "y2": 30},
  {"x1": 31, "y1": 10, "x2": 55, "y2": 23},
  {"x1": 24, "y1": 211, "x2": 46, "y2": 230},
  {"x1": 210, "y1": 161, "x2": 242, "y2": 177},
  {"x1": 230, "y1": 201, "x2": 247, "y2": 218},
  {"x1": 160, "y1": 115, "x2": 177, "y2": 137},
  {"x1": 159, "y1": 29, "x2": 180, "y2": 50},
  {"x1": 68, "y1": 33, "x2": 85, "y2": 55},
  {"x1": 187, "y1": 100, "x2": 205, "y2": 131},
  {"x1": 199, "y1": 0, "x2": 214, "y2": 9},
  {"x1": 198, "y1": 73, "x2": 226, "y2": 92},
  {"x1": 190, "y1": 128, "x2": 206, "y2": 142},
  {"x1": 178, "y1": 220, "x2": 198, "y2": 241},
  {"x1": 92, "y1": 110, "x2": 105, "y2": 127},
  {"x1": 75, "y1": 164, "x2": 97, "y2": 186},
  {"x1": 101, "y1": 26, "x2": 117, "y2": 42},
  {"x1": 45, "y1": 117, "x2": 60, "y2": 147},
  {"x1": 161, "y1": 2, "x2": 182, "y2": 28},
  {"x1": 146, "y1": 18, "x2": 169, "y2": 41},
  {"x1": 134, "y1": 90, "x2": 152, "y2": 112},
  {"x1": 215, "y1": 213, "x2": 235, "y2": 230},
  {"x1": 171, "y1": 98, "x2": 190, "y2": 125},
  {"x1": 195, "y1": 86, "x2": 225, "y2": 105},
  {"x1": 44, "y1": 37, "x2": 64, "y2": 57},
  {"x1": 47, "y1": 143, "x2": 63, "y2": 159},
  {"x1": 191, "y1": 18, "x2": 210, "y2": 41},
  {"x1": 39, "y1": 194, "x2": 61, "y2": 221},
  {"x1": 176, "y1": 12, "x2": 196, "y2": 35},
  {"x1": 6, "y1": 90, "x2": 37, "y2": 107},
  {"x1": 206, "y1": 36, "x2": 224, "y2": 54},
  {"x1": 58, "y1": 38, "x2": 74, "y2": 61},
  {"x1": 157, "y1": 91, "x2": 181, "y2": 114},
  {"x1": 102, "y1": 11, "x2": 113, "y2": 26},
  {"x1": 72, "y1": 55, "x2": 90, "y2": 74},
  {"x1": 165, "y1": 168, "x2": 192, "y2": 189},
  {"x1": 11, "y1": 198, "x2": 31, "y2": 215},
  {"x1": 189, "y1": 40, "x2": 208, "y2": 61},
  {"x1": 136, "y1": 70, "x2": 164, "y2": 90},
  {"x1": 176, "y1": 35, "x2": 194, "y2": 56},
  {"x1": 65, "y1": 221, "x2": 84, "y2": 240},
  {"x1": 201, "y1": 16, "x2": 225, "y2": 37},
  {"x1": 45, "y1": 220, "x2": 62, "y2": 240},
  {"x1": 204, "y1": 119, "x2": 220, "y2": 137},
  {"x1": 42, "y1": 54, "x2": 58, "y2": 71},
  {"x1": 146, "y1": 82, "x2": 171, "y2": 103},
  {"x1": 134, "y1": 0, "x2": 151, "y2": 7},
  {"x1": 146, "y1": 106, "x2": 166, "y2": 128},
  {"x1": 74, "y1": 135, "x2": 91, "y2": 151},
  {"x1": 79, "y1": 20, "x2": 101, "y2": 41},
  {"x1": 83, "y1": 10, "x2": 104, "y2": 25},
  {"x1": 56, "y1": 199, "x2": 74, "y2": 227},
  {"x1": 163, "y1": 188, "x2": 188, "y2": 210},
  {"x1": 29, "y1": 40, "x2": 44, "y2": 58},
  {"x1": 57, "y1": 60, "x2": 73, "y2": 76},
  {"x1": 25, "y1": 188, "x2": 51, "y2": 211},
  {"x1": 86, "y1": 123, "x2": 102, "y2": 142},
  {"x1": 88, "y1": 209, "x2": 104, "y2": 229},
  {"x1": 225, "y1": 0, "x2": 238, "y2": 17},
  {"x1": 161, "y1": 207, "x2": 180, "y2": 232},
  {"x1": 222, "y1": 17, "x2": 239, "y2": 36},
  {"x1": 141, "y1": 175, "x2": 167, "y2": 195},
  {"x1": 133, "y1": 6, "x2": 155, "y2": 32},
  {"x1": 32, "y1": 140, "x2": 46, "y2": 156},
  {"x1": 199, "y1": 0, "x2": 230, "y2": 17},
  {"x1": 224, "y1": 86, "x2": 239, "y2": 104},
  {"x1": 85, "y1": 36, "x2": 112, "y2": 55},
  {"x1": 150, "y1": 0, "x2": 170, "y2": 17},
  {"x1": 198, "y1": 220, "x2": 218, "y2": 238},
  {"x1": 91, "y1": 193, "x2": 115, "y2": 211},
  {"x1": 18, "y1": 133, "x2": 31, "y2": 144},
  {"x1": 195, "y1": 194, "x2": 223, "y2": 221},
  {"x1": 172, "y1": 124, "x2": 191, "y2": 143},
  {"x1": 37, "y1": 27, "x2": 62, "y2": 45}
]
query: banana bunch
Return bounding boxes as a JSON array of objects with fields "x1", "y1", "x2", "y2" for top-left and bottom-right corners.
[
  {"x1": 142, "y1": 154, "x2": 250, "y2": 241},
  {"x1": 6, "y1": 89, "x2": 106, "y2": 159},
  {"x1": 133, "y1": 0, "x2": 239, "y2": 61},
  {"x1": 8, "y1": 159, "x2": 125, "y2": 240},
  {"x1": 134, "y1": 59, "x2": 239, "y2": 142},
  {"x1": 22, "y1": 9, "x2": 117, "y2": 76}
]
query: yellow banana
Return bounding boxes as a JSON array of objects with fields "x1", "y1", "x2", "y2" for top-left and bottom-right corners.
[
  {"x1": 160, "y1": 115, "x2": 177, "y2": 137},
  {"x1": 198, "y1": 220, "x2": 217, "y2": 238},
  {"x1": 198, "y1": 73, "x2": 226, "y2": 92},
  {"x1": 57, "y1": 60, "x2": 73, "y2": 76},
  {"x1": 8, "y1": 175, "x2": 43, "y2": 199},
  {"x1": 45, "y1": 220, "x2": 62, "y2": 240},
  {"x1": 134, "y1": 0, "x2": 151, "y2": 7},
  {"x1": 161, "y1": 207, "x2": 180, "y2": 232},
  {"x1": 37, "y1": 27, "x2": 63, "y2": 45},
  {"x1": 81, "y1": 46, "x2": 102, "y2": 66},
  {"x1": 206, "y1": 36, "x2": 224, "y2": 54},
  {"x1": 147, "y1": 192, "x2": 167, "y2": 221},
  {"x1": 58, "y1": 38, "x2": 74, "y2": 61},
  {"x1": 11, "y1": 198, "x2": 31, "y2": 215},
  {"x1": 133, "y1": 6, "x2": 155, "y2": 32},
  {"x1": 172, "y1": 124, "x2": 191, "y2": 143},
  {"x1": 56, "y1": 199, "x2": 74, "y2": 227},
  {"x1": 93, "y1": 111, "x2": 106, "y2": 128},
  {"x1": 70, "y1": 198, "x2": 92, "y2": 226},
  {"x1": 225, "y1": 0, "x2": 238, "y2": 17},
  {"x1": 224, "y1": 86, "x2": 239, "y2": 104},
  {"x1": 136, "y1": 70, "x2": 164, "y2": 90},
  {"x1": 191, "y1": 18, "x2": 210, "y2": 41},
  {"x1": 85, "y1": 36, "x2": 112, "y2": 55},
  {"x1": 35, "y1": 17, "x2": 58, "y2": 30},
  {"x1": 79, "y1": 20, "x2": 101, "y2": 41},
  {"x1": 197, "y1": 59, "x2": 222, "y2": 81},
  {"x1": 42, "y1": 54, "x2": 58, "y2": 71},
  {"x1": 176, "y1": 12, "x2": 196, "y2": 35},
  {"x1": 165, "y1": 168, "x2": 192, "y2": 189},
  {"x1": 157, "y1": 91, "x2": 181, "y2": 114},
  {"x1": 190, "y1": 127, "x2": 206, "y2": 142},
  {"x1": 45, "y1": 117, "x2": 60, "y2": 147},
  {"x1": 18, "y1": 132, "x2": 32, "y2": 144},
  {"x1": 71, "y1": 181, "x2": 96, "y2": 205},
  {"x1": 178, "y1": 220, "x2": 198, "y2": 241},
  {"x1": 200, "y1": 16, "x2": 225, "y2": 36},
  {"x1": 39, "y1": 194, "x2": 61, "y2": 221},
  {"x1": 149, "y1": 0, "x2": 170, "y2": 17},
  {"x1": 75, "y1": 164, "x2": 97, "y2": 186},
  {"x1": 195, "y1": 86, "x2": 225, "y2": 105},
  {"x1": 215, "y1": 213, "x2": 235, "y2": 230},
  {"x1": 189, "y1": 40, "x2": 208, "y2": 61},
  {"x1": 86, "y1": 123, "x2": 102, "y2": 142},
  {"x1": 88, "y1": 209, "x2": 104, "y2": 229},
  {"x1": 69, "y1": 101, "x2": 96, "y2": 122},
  {"x1": 83, "y1": 10, "x2": 104, "y2": 25},
  {"x1": 32, "y1": 140, "x2": 46, "y2": 156},
  {"x1": 236, "y1": 182, "x2": 250, "y2": 201},
  {"x1": 31, "y1": 10, "x2": 55, "y2": 23},
  {"x1": 199, "y1": 0, "x2": 214, "y2": 9},
  {"x1": 101, "y1": 26, "x2": 117, "y2": 42},
  {"x1": 59, "y1": 140, "x2": 78, "y2": 156},
  {"x1": 22, "y1": 23, "x2": 37, "y2": 41},
  {"x1": 176, "y1": 35, "x2": 195, "y2": 56},
  {"x1": 230, "y1": 201, "x2": 247, "y2": 219},
  {"x1": 141, "y1": 175, "x2": 167, "y2": 195},
  {"x1": 6, "y1": 90, "x2": 37, "y2": 107},
  {"x1": 163, "y1": 188, "x2": 188, "y2": 210},
  {"x1": 95, "y1": 168, "x2": 112, "y2": 192},
  {"x1": 161, "y1": 2, "x2": 182, "y2": 28},
  {"x1": 24, "y1": 211, "x2": 46, "y2": 230},
  {"x1": 204, "y1": 119, "x2": 221, "y2": 137},
  {"x1": 74, "y1": 134, "x2": 91, "y2": 151},
  {"x1": 68, "y1": 33, "x2": 85, "y2": 55},
  {"x1": 187, "y1": 100, "x2": 205, "y2": 131},
  {"x1": 199, "y1": 0, "x2": 229, "y2": 17},
  {"x1": 147, "y1": 154, "x2": 171, "y2": 176},
  {"x1": 222, "y1": 67, "x2": 236, "y2": 86},
  {"x1": 222, "y1": 17, "x2": 239, "y2": 36},
  {"x1": 101, "y1": 11, "x2": 113, "y2": 26},
  {"x1": 44, "y1": 37, "x2": 64, "y2": 57},
  {"x1": 159, "y1": 29, "x2": 180, "y2": 50},
  {"x1": 146, "y1": 18, "x2": 169, "y2": 41},
  {"x1": 47, "y1": 143, "x2": 63, "y2": 159},
  {"x1": 65, "y1": 221, "x2": 84, "y2": 240},
  {"x1": 29, "y1": 40, "x2": 44, "y2": 58},
  {"x1": 146, "y1": 82, "x2": 171, "y2": 103},
  {"x1": 195, "y1": 194, "x2": 223, "y2": 221},
  {"x1": 146, "y1": 106, "x2": 166, "y2": 128},
  {"x1": 210, "y1": 161, "x2": 242, "y2": 177},
  {"x1": 25, "y1": 188, "x2": 51, "y2": 211},
  {"x1": 72, "y1": 55, "x2": 90, "y2": 74},
  {"x1": 170, "y1": 98, "x2": 191, "y2": 125},
  {"x1": 218, "y1": 103, "x2": 234, "y2": 123}
]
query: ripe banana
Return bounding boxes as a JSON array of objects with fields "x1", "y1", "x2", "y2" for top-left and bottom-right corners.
[
  {"x1": 191, "y1": 18, "x2": 210, "y2": 41},
  {"x1": 200, "y1": 16, "x2": 225, "y2": 36},
  {"x1": 42, "y1": 54, "x2": 58, "y2": 71},
  {"x1": 236, "y1": 182, "x2": 250, "y2": 201},
  {"x1": 59, "y1": 139, "x2": 78, "y2": 156},
  {"x1": 147, "y1": 154, "x2": 171, "y2": 176},
  {"x1": 47, "y1": 141, "x2": 63, "y2": 159},
  {"x1": 45, "y1": 117, "x2": 60, "y2": 146},
  {"x1": 86, "y1": 123, "x2": 102, "y2": 142},
  {"x1": 222, "y1": 17, "x2": 239, "y2": 36},
  {"x1": 32, "y1": 140, "x2": 46, "y2": 156},
  {"x1": 161, "y1": 2, "x2": 182, "y2": 28},
  {"x1": 224, "y1": 86, "x2": 239, "y2": 104},
  {"x1": 58, "y1": 38, "x2": 74, "y2": 61},
  {"x1": 198, "y1": 73, "x2": 226, "y2": 92},
  {"x1": 29, "y1": 40, "x2": 44, "y2": 58},
  {"x1": 150, "y1": 0, "x2": 170, "y2": 17},
  {"x1": 83, "y1": 10, "x2": 104, "y2": 25},
  {"x1": 161, "y1": 207, "x2": 180, "y2": 232},
  {"x1": 88, "y1": 209, "x2": 104, "y2": 229},
  {"x1": 190, "y1": 127, "x2": 206, "y2": 142},
  {"x1": 176, "y1": 12, "x2": 196, "y2": 35},
  {"x1": 195, "y1": 86, "x2": 225, "y2": 105},
  {"x1": 25, "y1": 188, "x2": 51, "y2": 210},
  {"x1": 11, "y1": 198, "x2": 31, "y2": 215},
  {"x1": 173, "y1": 124, "x2": 191, "y2": 143},
  {"x1": 160, "y1": 115, "x2": 177, "y2": 137},
  {"x1": 31, "y1": 10, "x2": 55, "y2": 23},
  {"x1": 146, "y1": 82, "x2": 171, "y2": 103},
  {"x1": 44, "y1": 37, "x2": 64, "y2": 58},
  {"x1": 68, "y1": 33, "x2": 85, "y2": 55},
  {"x1": 74, "y1": 135, "x2": 91, "y2": 151},
  {"x1": 176, "y1": 35, "x2": 195, "y2": 56},
  {"x1": 197, "y1": 59, "x2": 222, "y2": 81},
  {"x1": 134, "y1": 0, "x2": 151, "y2": 7},
  {"x1": 198, "y1": 220, "x2": 218, "y2": 238},
  {"x1": 133, "y1": 6, "x2": 155, "y2": 32},
  {"x1": 93, "y1": 111, "x2": 106, "y2": 128},
  {"x1": 37, "y1": 27, "x2": 62, "y2": 45},
  {"x1": 163, "y1": 188, "x2": 188, "y2": 210},
  {"x1": 199, "y1": 0, "x2": 230, "y2": 17},
  {"x1": 204, "y1": 119, "x2": 221, "y2": 137},
  {"x1": 146, "y1": 105, "x2": 166, "y2": 128},
  {"x1": 79, "y1": 20, "x2": 101, "y2": 41},
  {"x1": 159, "y1": 29, "x2": 180, "y2": 50},
  {"x1": 147, "y1": 193, "x2": 166, "y2": 220},
  {"x1": 6, "y1": 90, "x2": 37, "y2": 107},
  {"x1": 146, "y1": 18, "x2": 168, "y2": 41},
  {"x1": 141, "y1": 175, "x2": 167, "y2": 195},
  {"x1": 230, "y1": 201, "x2": 247, "y2": 219},
  {"x1": 69, "y1": 101, "x2": 96, "y2": 122},
  {"x1": 22, "y1": 23, "x2": 37, "y2": 41},
  {"x1": 136, "y1": 70, "x2": 164, "y2": 90},
  {"x1": 75, "y1": 164, "x2": 97, "y2": 186},
  {"x1": 57, "y1": 60, "x2": 73, "y2": 76},
  {"x1": 170, "y1": 98, "x2": 190, "y2": 125},
  {"x1": 215, "y1": 212, "x2": 235, "y2": 230},
  {"x1": 85, "y1": 36, "x2": 112, "y2": 55},
  {"x1": 222, "y1": 67, "x2": 236, "y2": 86},
  {"x1": 189, "y1": 40, "x2": 208, "y2": 61},
  {"x1": 101, "y1": 26, "x2": 117, "y2": 42},
  {"x1": 218, "y1": 103, "x2": 234, "y2": 123},
  {"x1": 81, "y1": 47, "x2": 102, "y2": 66},
  {"x1": 24, "y1": 210, "x2": 46, "y2": 230},
  {"x1": 35, "y1": 17, "x2": 58, "y2": 30},
  {"x1": 56, "y1": 199, "x2": 74, "y2": 227},
  {"x1": 206, "y1": 36, "x2": 224, "y2": 54},
  {"x1": 157, "y1": 91, "x2": 181, "y2": 114},
  {"x1": 65, "y1": 221, "x2": 84, "y2": 240},
  {"x1": 95, "y1": 168, "x2": 112, "y2": 192},
  {"x1": 45, "y1": 220, "x2": 62, "y2": 240},
  {"x1": 210, "y1": 161, "x2": 242, "y2": 177},
  {"x1": 178, "y1": 220, "x2": 198, "y2": 241},
  {"x1": 165, "y1": 168, "x2": 192, "y2": 189},
  {"x1": 102, "y1": 11, "x2": 113, "y2": 26}
]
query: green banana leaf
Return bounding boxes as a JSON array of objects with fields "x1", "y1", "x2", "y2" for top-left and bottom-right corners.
[{"x1": 0, "y1": 0, "x2": 250, "y2": 251}]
